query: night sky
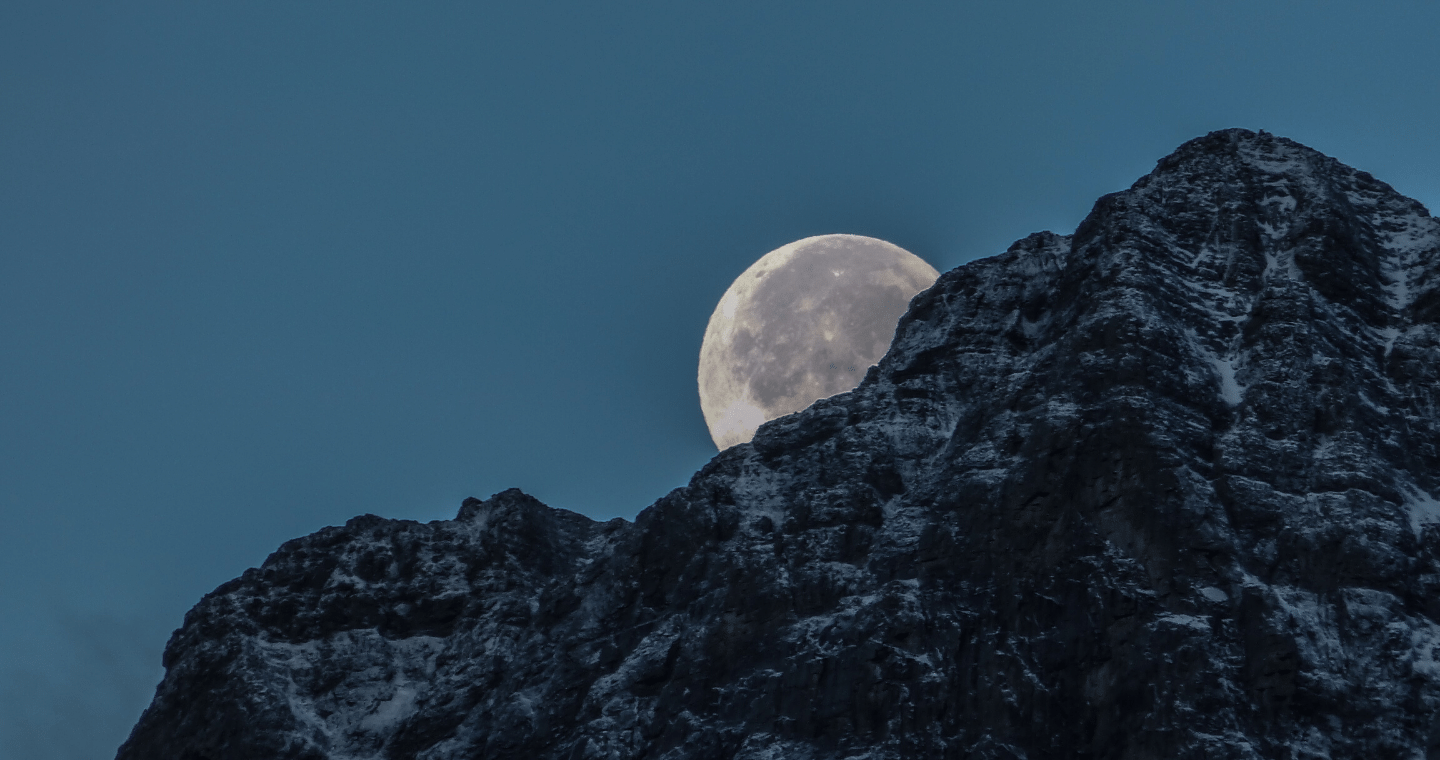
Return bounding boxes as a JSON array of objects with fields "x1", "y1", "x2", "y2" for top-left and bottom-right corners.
[{"x1": 3, "y1": 2, "x2": 1438, "y2": 757}]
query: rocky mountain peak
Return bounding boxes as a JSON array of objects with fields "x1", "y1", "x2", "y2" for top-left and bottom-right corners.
[{"x1": 120, "y1": 132, "x2": 1440, "y2": 759}]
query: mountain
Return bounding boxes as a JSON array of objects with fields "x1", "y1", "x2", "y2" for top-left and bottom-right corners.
[{"x1": 117, "y1": 129, "x2": 1440, "y2": 760}]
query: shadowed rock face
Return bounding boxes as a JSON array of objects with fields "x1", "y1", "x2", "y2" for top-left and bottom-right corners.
[{"x1": 118, "y1": 129, "x2": 1440, "y2": 760}]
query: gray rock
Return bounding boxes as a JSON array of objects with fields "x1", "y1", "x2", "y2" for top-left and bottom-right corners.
[{"x1": 117, "y1": 129, "x2": 1440, "y2": 759}]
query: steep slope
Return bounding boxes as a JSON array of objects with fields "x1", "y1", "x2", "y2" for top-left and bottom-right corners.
[{"x1": 118, "y1": 129, "x2": 1440, "y2": 760}]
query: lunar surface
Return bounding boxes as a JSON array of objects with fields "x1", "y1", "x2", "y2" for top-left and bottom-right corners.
[{"x1": 698, "y1": 234, "x2": 940, "y2": 449}]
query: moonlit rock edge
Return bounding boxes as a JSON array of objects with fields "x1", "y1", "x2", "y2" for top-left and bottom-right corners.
[{"x1": 120, "y1": 130, "x2": 1440, "y2": 760}]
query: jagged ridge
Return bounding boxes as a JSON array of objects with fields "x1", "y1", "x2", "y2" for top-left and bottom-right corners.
[{"x1": 120, "y1": 129, "x2": 1440, "y2": 760}]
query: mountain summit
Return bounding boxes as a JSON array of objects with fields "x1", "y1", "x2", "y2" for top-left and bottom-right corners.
[{"x1": 119, "y1": 130, "x2": 1440, "y2": 759}]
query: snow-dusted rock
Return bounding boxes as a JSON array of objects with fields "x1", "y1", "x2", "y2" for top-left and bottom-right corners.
[{"x1": 119, "y1": 129, "x2": 1440, "y2": 759}]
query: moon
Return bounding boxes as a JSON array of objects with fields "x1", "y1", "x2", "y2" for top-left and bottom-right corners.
[{"x1": 698, "y1": 234, "x2": 940, "y2": 450}]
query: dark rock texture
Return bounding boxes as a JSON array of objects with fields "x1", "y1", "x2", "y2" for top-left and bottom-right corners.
[{"x1": 118, "y1": 130, "x2": 1440, "y2": 759}]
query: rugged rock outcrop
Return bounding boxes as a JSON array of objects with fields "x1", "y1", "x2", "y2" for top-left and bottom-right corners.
[{"x1": 118, "y1": 129, "x2": 1440, "y2": 759}]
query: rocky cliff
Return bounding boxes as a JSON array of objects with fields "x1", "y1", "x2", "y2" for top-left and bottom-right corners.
[{"x1": 118, "y1": 129, "x2": 1440, "y2": 759}]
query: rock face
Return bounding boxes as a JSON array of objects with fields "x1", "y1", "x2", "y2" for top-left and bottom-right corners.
[{"x1": 118, "y1": 130, "x2": 1440, "y2": 760}]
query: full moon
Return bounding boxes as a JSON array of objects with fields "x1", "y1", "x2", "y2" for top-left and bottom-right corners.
[{"x1": 698, "y1": 234, "x2": 940, "y2": 450}]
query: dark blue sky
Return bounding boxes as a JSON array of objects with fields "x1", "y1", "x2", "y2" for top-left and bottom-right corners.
[{"x1": 3, "y1": 2, "x2": 1437, "y2": 756}]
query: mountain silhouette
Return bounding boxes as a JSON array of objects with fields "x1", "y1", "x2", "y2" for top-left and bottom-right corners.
[{"x1": 119, "y1": 129, "x2": 1440, "y2": 760}]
